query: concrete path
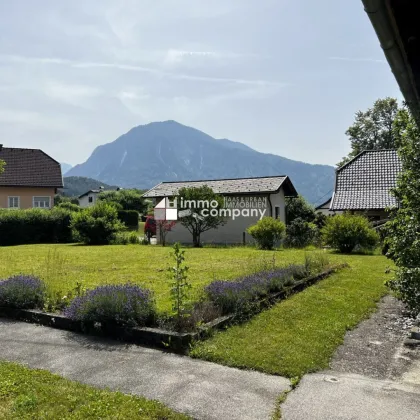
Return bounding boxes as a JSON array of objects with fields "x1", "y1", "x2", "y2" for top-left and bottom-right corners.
[
  {"x1": 282, "y1": 371, "x2": 420, "y2": 420},
  {"x1": 0, "y1": 319, "x2": 289, "y2": 420},
  {"x1": 282, "y1": 296, "x2": 420, "y2": 419}
]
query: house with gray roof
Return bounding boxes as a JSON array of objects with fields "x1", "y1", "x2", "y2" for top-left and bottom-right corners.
[
  {"x1": 143, "y1": 175, "x2": 298, "y2": 244},
  {"x1": 330, "y1": 150, "x2": 402, "y2": 220}
]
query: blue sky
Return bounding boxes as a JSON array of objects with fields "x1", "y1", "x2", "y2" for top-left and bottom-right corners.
[{"x1": 0, "y1": 0, "x2": 402, "y2": 166}]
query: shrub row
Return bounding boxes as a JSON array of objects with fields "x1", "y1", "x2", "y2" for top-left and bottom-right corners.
[
  {"x1": 0, "y1": 275, "x2": 156, "y2": 328},
  {"x1": 117, "y1": 210, "x2": 139, "y2": 230},
  {"x1": 205, "y1": 254, "x2": 331, "y2": 316},
  {"x1": 0, "y1": 209, "x2": 73, "y2": 246}
]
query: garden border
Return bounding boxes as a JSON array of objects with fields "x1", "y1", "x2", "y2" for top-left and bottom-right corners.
[{"x1": 0, "y1": 265, "x2": 346, "y2": 353}]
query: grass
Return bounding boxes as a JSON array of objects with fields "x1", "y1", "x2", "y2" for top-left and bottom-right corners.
[
  {"x1": 190, "y1": 253, "x2": 391, "y2": 378},
  {"x1": 0, "y1": 361, "x2": 188, "y2": 419},
  {"x1": 0, "y1": 244, "x2": 392, "y2": 378},
  {"x1": 0, "y1": 244, "x2": 309, "y2": 313}
]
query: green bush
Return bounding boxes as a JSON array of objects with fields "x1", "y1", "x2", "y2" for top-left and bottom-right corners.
[
  {"x1": 0, "y1": 208, "x2": 74, "y2": 246},
  {"x1": 117, "y1": 210, "x2": 139, "y2": 230},
  {"x1": 285, "y1": 217, "x2": 318, "y2": 248},
  {"x1": 247, "y1": 217, "x2": 286, "y2": 250},
  {"x1": 112, "y1": 231, "x2": 140, "y2": 245},
  {"x1": 71, "y1": 202, "x2": 125, "y2": 245},
  {"x1": 56, "y1": 202, "x2": 81, "y2": 212},
  {"x1": 321, "y1": 214, "x2": 379, "y2": 253}
]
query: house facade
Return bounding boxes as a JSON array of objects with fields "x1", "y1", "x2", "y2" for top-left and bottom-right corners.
[
  {"x1": 315, "y1": 198, "x2": 333, "y2": 216},
  {"x1": 143, "y1": 176, "x2": 298, "y2": 245},
  {"x1": 330, "y1": 150, "x2": 402, "y2": 220},
  {"x1": 78, "y1": 189, "x2": 103, "y2": 208},
  {"x1": 315, "y1": 198, "x2": 342, "y2": 216},
  {"x1": 0, "y1": 146, "x2": 63, "y2": 209}
]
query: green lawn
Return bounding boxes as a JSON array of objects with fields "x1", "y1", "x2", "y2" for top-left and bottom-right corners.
[
  {"x1": 0, "y1": 361, "x2": 188, "y2": 419},
  {"x1": 190, "y1": 253, "x2": 390, "y2": 378},
  {"x1": 0, "y1": 244, "x2": 392, "y2": 380},
  {"x1": 0, "y1": 244, "x2": 311, "y2": 313}
]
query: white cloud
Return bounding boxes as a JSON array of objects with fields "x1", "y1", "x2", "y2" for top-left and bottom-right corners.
[
  {"x1": 0, "y1": 54, "x2": 284, "y2": 87},
  {"x1": 164, "y1": 49, "x2": 218, "y2": 65},
  {"x1": 43, "y1": 82, "x2": 103, "y2": 108}
]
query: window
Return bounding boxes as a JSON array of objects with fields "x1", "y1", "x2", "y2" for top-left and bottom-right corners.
[
  {"x1": 33, "y1": 196, "x2": 51, "y2": 209},
  {"x1": 88, "y1": 196, "x2": 93, "y2": 203},
  {"x1": 8, "y1": 196, "x2": 20, "y2": 209},
  {"x1": 275, "y1": 206, "x2": 280, "y2": 219}
]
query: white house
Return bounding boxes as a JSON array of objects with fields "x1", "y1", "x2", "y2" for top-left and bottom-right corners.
[
  {"x1": 143, "y1": 175, "x2": 298, "y2": 245},
  {"x1": 78, "y1": 188, "x2": 104, "y2": 208},
  {"x1": 315, "y1": 198, "x2": 333, "y2": 216}
]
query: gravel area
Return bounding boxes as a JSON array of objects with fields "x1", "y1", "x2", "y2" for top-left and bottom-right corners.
[{"x1": 330, "y1": 295, "x2": 418, "y2": 380}]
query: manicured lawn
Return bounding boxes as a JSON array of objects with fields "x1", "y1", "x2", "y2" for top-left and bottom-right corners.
[
  {"x1": 0, "y1": 244, "x2": 308, "y2": 312},
  {"x1": 0, "y1": 361, "x2": 188, "y2": 419},
  {"x1": 190, "y1": 253, "x2": 391, "y2": 378}
]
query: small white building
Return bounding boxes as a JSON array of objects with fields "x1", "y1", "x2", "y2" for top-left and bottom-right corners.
[
  {"x1": 143, "y1": 176, "x2": 298, "y2": 245},
  {"x1": 78, "y1": 188, "x2": 104, "y2": 208},
  {"x1": 315, "y1": 198, "x2": 334, "y2": 216}
]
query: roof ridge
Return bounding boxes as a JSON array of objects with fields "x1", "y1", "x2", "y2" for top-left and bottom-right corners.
[{"x1": 160, "y1": 175, "x2": 287, "y2": 184}]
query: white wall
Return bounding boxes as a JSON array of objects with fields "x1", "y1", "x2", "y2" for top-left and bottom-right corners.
[
  {"x1": 79, "y1": 192, "x2": 99, "y2": 208},
  {"x1": 158, "y1": 189, "x2": 286, "y2": 245}
]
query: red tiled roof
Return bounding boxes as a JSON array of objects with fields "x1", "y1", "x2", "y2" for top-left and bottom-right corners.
[{"x1": 0, "y1": 147, "x2": 63, "y2": 188}]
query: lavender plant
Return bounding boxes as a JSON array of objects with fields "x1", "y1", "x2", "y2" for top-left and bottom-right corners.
[
  {"x1": 0, "y1": 275, "x2": 45, "y2": 309},
  {"x1": 205, "y1": 266, "x2": 298, "y2": 314},
  {"x1": 63, "y1": 284, "x2": 155, "y2": 327}
]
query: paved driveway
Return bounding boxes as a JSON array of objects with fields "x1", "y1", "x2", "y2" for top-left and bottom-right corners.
[{"x1": 0, "y1": 319, "x2": 289, "y2": 420}]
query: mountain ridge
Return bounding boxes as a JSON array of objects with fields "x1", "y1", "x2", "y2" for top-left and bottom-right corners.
[{"x1": 66, "y1": 121, "x2": 335, "y2": 203}]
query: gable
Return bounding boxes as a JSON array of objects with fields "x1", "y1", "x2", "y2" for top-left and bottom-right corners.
[
  {"x1": 330, "y1": 150, "x2": 402, "y2": 211},
  {"x1": 0, "y1": 148, "x2": 63, "y2": 188}
]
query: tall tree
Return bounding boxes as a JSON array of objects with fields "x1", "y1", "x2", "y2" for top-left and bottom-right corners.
[
  {"x1": 98, "y1": 189, "x2": 147, "y2": 213},
  {"x1": 338, "y1": 97, "x2": 401, "y2": 167},
  {"x1": 177, "y1": 186, "x2": 226, "y2": 247},
  {"x1": 285, "y1": 195, "x2": 316, "y2": 224},
  {"x1": 385, "y1": 107, "x2": 420, "y2": 313}
]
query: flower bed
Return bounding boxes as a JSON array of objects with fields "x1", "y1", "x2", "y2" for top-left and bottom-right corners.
[
  {"x1": 0, "y1": 259, "x2": 346, "y2": 352},
  {"x1": 0, "y1": 275, "x2": 45, "y2": 309},
  {"x1": 64, "y1": 284, "x2": 155, "y2": 327}
]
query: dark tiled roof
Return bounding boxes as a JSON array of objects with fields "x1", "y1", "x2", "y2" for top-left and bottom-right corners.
[
  {"x1": 143, "y1": 176, "x2": 297, "y2": 198},
  {"x1": 0, "y1": 147, "x2": 63, "y2": 188},
  {"x1": 330, "y1": 150, "x2": 402, "y2": 211},
  {"x1": 315, "y1": 197, "x2": 332, "y2": 210}
]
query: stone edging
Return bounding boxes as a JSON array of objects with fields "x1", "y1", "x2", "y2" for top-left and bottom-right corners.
[{"x1": 0, "y1": 265, "x2": 346, "y2": 353}]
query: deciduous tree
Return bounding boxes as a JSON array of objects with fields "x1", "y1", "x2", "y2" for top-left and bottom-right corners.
[
  {"x1": 177, "y1": 186, "x2": 225, "y2": 247},
  {"x1": 385, "y1": 108, "x2": 420, "y2": 313},
  {"x1": 338, "y1": 97, "x2": 401, "y2": 167}
]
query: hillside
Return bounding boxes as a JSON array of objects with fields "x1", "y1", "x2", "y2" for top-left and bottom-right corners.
[
  {"x1": 60, "y1": 176, "x2": 118, "y2": 197},
  {"x1": 66, "y1": 121, "x2": 335, "y2": 203}
]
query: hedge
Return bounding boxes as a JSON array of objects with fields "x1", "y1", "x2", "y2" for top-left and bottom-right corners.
[
  {"x1": 117, "y1": 210, "x2": 139, "y2": 230},
  {"x1": 0, "y1": 208, "x2": 73, "y2": 245}
]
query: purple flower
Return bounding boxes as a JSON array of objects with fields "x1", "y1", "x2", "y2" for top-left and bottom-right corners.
[
  {"x1": 0, "y1": 275, "x2": 45, "y2": 309},
  {"x1": 63, "y1": 284, "x2": 155, "y2": 327},
  {"x1": 205, "y1": 265, "x2": 303, "y2": 314}
]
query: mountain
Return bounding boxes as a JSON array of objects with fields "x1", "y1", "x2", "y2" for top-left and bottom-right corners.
[
  {"x1": 66, "y1": 121, "x2": 335, "y2": 203},
  {"x1": 216, "y1": 138, "x2": 255, "y2": 152},
  {"x1": 60, "y1": 163, "x2": 73, "y2": 175},
  {"x1": 60, "y1": 176, "x2": 118, "y2": 197}
]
